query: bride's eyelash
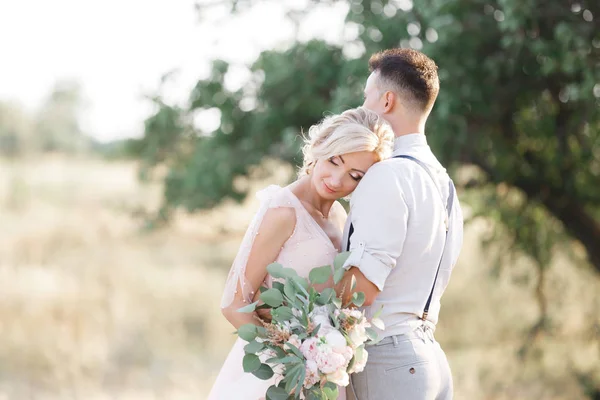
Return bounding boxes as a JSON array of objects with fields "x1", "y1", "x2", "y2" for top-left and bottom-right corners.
[{"x1": 328, "y1": 157, "x2": 338, "y2": 166}]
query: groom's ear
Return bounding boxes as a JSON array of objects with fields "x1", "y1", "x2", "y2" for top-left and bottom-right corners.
[{"x1": 383, "y1": 91, "x2": 395, "y2": 113}]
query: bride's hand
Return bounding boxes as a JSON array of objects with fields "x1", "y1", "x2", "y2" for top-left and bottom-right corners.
[{"x1": 252, "y1": 291, "x2": 272, "y2": 323}]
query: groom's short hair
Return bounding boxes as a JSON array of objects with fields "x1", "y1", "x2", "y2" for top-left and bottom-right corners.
[{"x1": 368, "y1": 48, "x2": 439, "y2": 112}]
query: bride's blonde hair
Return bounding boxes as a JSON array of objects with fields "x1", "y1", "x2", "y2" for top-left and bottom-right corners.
[{"x1": 299, "y1": 107, "x2": 394, "y2": 176}]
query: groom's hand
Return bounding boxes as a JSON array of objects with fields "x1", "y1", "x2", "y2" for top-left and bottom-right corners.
[{"x1": 336, "y1": 266, "x2": 381, "y2": 307}]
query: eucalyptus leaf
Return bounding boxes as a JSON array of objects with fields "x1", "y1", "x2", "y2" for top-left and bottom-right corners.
[
  {"x1": 273, "y1": 281, "x2": 285, "y2": 293},
  {"x1": 260, "y1": 288, "x2": 284, "y2": 307},
  {"x1": 237, "y1": 300, "x2": 259, "y2": 313},
  {"x1": 284, "y1": 281, "x2": 297, "y2": 303},
  {"x1": 291, "y1": 276, "x2": 309, "y2": 295},
  {"x1": 237, "y1": 324, "x2": 257, "y2": 342},
  {"x1": 333, "y1": 252, "x2": 351, "y2": 270},
  {"x1": 309, "y1": 265, "x2": 332, "y2": 285},
  {"x1": 252, "y1": 363, "x2": 275, "y2": 380},
  {"x1": 244, "y1": 340, "x2": 265, "y2": 354},
  {"x1": 352, "y1": 291, "x2": 365, "y2": 307},
  {"x1": 332, "y1": 296, "x2": 342, "y2": 308},
  {"x1": 271, "y1": 306, "x2": 294, "y2": 323},
  {"x1": 267, "y1": 263, "x2": 298, "y2": 280},
  {"x1": 266, "y1": 386, "x2": 290, "y2": 400},
  {"x1": 333, "y1": 265, "x2": 345, "y2": 285},
  {"x1": 242, "y1": 353, "x2": 261, "y2": 373},
  {"x1": 316, "y1": 288, "x2": 335, "y2": 305}
]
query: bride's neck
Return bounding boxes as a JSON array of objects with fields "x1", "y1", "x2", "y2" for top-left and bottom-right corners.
[{"x1": 291, "y1": 176, "x2": 334, "y2": 218}]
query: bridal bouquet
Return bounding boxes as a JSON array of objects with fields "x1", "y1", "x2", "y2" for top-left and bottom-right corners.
[{"x1": 236, "y1": 253, "x2": 384, "y2": 400}]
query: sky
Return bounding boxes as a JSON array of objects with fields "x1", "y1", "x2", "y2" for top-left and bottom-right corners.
[{"x1": 0, "y1": 0, "x2": 348, "y2": 142}]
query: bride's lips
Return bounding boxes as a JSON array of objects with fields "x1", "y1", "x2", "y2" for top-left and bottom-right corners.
[{"x1": 323, "y1": 182, "x2": 336, "y2": 194}]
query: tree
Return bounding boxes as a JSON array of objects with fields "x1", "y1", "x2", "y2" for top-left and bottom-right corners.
[
  {"x1": 35, "y1": 80, "x2": 91, "y2": 153},
  {"x1": 134, "y1": 0, "x2": 600, "y2": 277}
]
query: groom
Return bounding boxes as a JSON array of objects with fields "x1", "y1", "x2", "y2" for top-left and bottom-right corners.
[{"x1": 337, "y1": 48, "x2": 464, "y2": 399}]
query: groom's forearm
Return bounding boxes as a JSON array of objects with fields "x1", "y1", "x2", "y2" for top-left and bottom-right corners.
[{"x1": 335, "y1": 266, "x2": 381, "y2": 307}]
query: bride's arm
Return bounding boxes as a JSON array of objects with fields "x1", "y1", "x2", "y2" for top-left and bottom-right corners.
[
  {"x1": 221, "y1": 207, "x2": 296, "y2": 330},
  {"x1": 330, "y1": 201, "x2": 348, "y2": 234}
]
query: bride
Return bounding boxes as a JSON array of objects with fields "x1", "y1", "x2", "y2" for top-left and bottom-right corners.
[{"x1": 208, "y1": 107, "x2": 394, "y2": 400}]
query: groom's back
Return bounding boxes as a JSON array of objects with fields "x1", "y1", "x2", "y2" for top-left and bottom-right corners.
[{"x1": 348, "y1": 133, "x2": 463, "y2": 338}]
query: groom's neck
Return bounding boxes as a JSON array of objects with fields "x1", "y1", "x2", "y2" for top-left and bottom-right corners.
[{"x1": 387, "y1": 114, "x2": 427, "y2": 138}]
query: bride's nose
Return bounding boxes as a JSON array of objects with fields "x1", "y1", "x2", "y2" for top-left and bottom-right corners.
[{"x1": 328, "y1": 172, "x2": 343, "y2": 188}]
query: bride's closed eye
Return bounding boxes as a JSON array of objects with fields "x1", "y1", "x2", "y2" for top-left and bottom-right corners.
[{"x1": 328, "y1": 156, "x2": 363, "y2": 182}]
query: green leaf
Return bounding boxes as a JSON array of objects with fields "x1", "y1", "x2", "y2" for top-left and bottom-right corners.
[
  {"x1": 267, "y1": 263, "x2": 298, "y2": 280},
  {"x1": 266, "y1": 355, "x2": 302, "y2": 364},
  {"x1": 237, "y1": 324, "x2": 258, "y2": 341},
  {"x1": 306, "y1": 391, "x2": 320, "y2": 400},
  {"x1": 273, "y1": 281, "x2": 285, "y2": 293},
  {"x1": 316, "y1": 288, "x2": 335, "y2": 305},
  {"x1": 352, "y1": 291, "x2": 365, "y2": 307},
  {"x1": 371, "y1": 317, "x2": 385, "y2": 330},
  {"x1": 237, "y1": 301, "x2": 259, "y2": 313},
  {"x1": 295, "y1": 367, "x2": 306, "y2": 397},
  {"x1": 291, "y1": 276, "x2": 309, "y2": 294},
  {"x1": 252, "y1": 363, "x2": 275, "y2": 380},
  {"x1": 365, "y1": 327, "x2": 378, "y2": 341},
  {"x1": 323, "y1": 386, "x2": 338, "y2": 400},
  {"x1": 284, "y1": 364, "x2": 303, "y2": 394},
  {"x1": 271, "y1": 306, "x2": 294, "y2": 323},
  {"x1": 333, "y1": 265, "x2": 345, "y2": 285},
  {"x1": 332, "y1": 296, "x2": 342, "y2": 308},
  {"x1": 373, "y1": 305, "x2": 384, "y2": 319},
  {"x1": 333, "y1": 252, "x2": 351, "y2": 270},
  {"x1": 244, "y1": 340, "x2": 265, "y2": 354},
  {"x1": 283, "y1": 281, "x2": 297, "y2": 302},
  {"x1": 260, "y1": 288, "x2": 284, "y2": 307},
  {"x1": 309, "y1": 265, "x2": 332, "y2": 285},
  {"x1": 285, "y1": 342, "x2": 304, "y2": 359},
  {"x1": 266, "y1": 386, "x2": 290, "y2": 400},
  {"x1": 242, "y1": 353, "x2": 261, "y2": 373}
]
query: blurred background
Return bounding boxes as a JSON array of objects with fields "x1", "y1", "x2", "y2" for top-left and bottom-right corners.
[{"x1": 0, "y1": 0, "x2": 599, "y2": 399}]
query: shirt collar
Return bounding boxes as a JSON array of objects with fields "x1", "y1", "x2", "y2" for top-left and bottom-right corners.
[{"x1": 393, "y1": 133, "x2": 427, "y2": 153}]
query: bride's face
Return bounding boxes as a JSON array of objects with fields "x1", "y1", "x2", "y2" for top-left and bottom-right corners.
[{"x1": 311, "y1": 151, "x2": 378, "y2": 200}]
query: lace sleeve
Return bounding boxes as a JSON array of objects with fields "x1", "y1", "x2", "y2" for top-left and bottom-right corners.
[{"x1": 220, "y1": 185, "x2": 282, "y2": 309}]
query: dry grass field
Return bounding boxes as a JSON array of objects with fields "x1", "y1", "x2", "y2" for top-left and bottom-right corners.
[{"x1": 0, "y1": 156, "x2": 598, "y2": 399}]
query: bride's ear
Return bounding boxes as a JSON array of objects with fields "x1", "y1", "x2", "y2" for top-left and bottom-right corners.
[{"x1": 306, "y1": 161, "x2": 314, "y2": 175}]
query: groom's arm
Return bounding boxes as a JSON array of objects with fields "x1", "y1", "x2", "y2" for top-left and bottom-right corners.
[{"x1": 336, "y1": 163, "x2": 408, "y2": 306}]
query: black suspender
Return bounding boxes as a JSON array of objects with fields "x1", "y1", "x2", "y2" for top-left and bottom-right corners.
[{"x1": 345, "y1": 155, "x2": 455, "y2": 321}]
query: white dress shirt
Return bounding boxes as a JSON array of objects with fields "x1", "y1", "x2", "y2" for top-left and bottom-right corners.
[{"x1": 342, "y1": 134, "x2": 464, "y2": 337}]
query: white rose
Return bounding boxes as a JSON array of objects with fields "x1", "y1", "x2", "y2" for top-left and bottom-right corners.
[
  {"x1": 326, "y1": 369, "x2": 350, "y2": 387},
  {"x1": 325, "y1": 330, "x2": 347, "y2": 351},
  {"x1": 348, "y1": 348, "x2": 368, "y2": 374},
  {"x1": 348, "y1": 325, "x2": 368, "y2": 347}
]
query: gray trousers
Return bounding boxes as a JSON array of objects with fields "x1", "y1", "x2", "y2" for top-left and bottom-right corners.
[{"x1": 347, "y1": 324, "x2": 453, "y2": 400}]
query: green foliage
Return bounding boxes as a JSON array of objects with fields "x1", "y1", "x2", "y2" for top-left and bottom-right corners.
[
  {"x1": 136, "y1": 1, "x2": 600, "y2": 274},
  {"x1": 239, "y1": 261, "x2": 378, "y2": 398}
]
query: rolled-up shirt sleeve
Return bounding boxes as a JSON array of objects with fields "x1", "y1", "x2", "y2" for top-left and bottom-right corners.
[{"x1": 343, "y1": 162, "x2": 408, "y2": 291}]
